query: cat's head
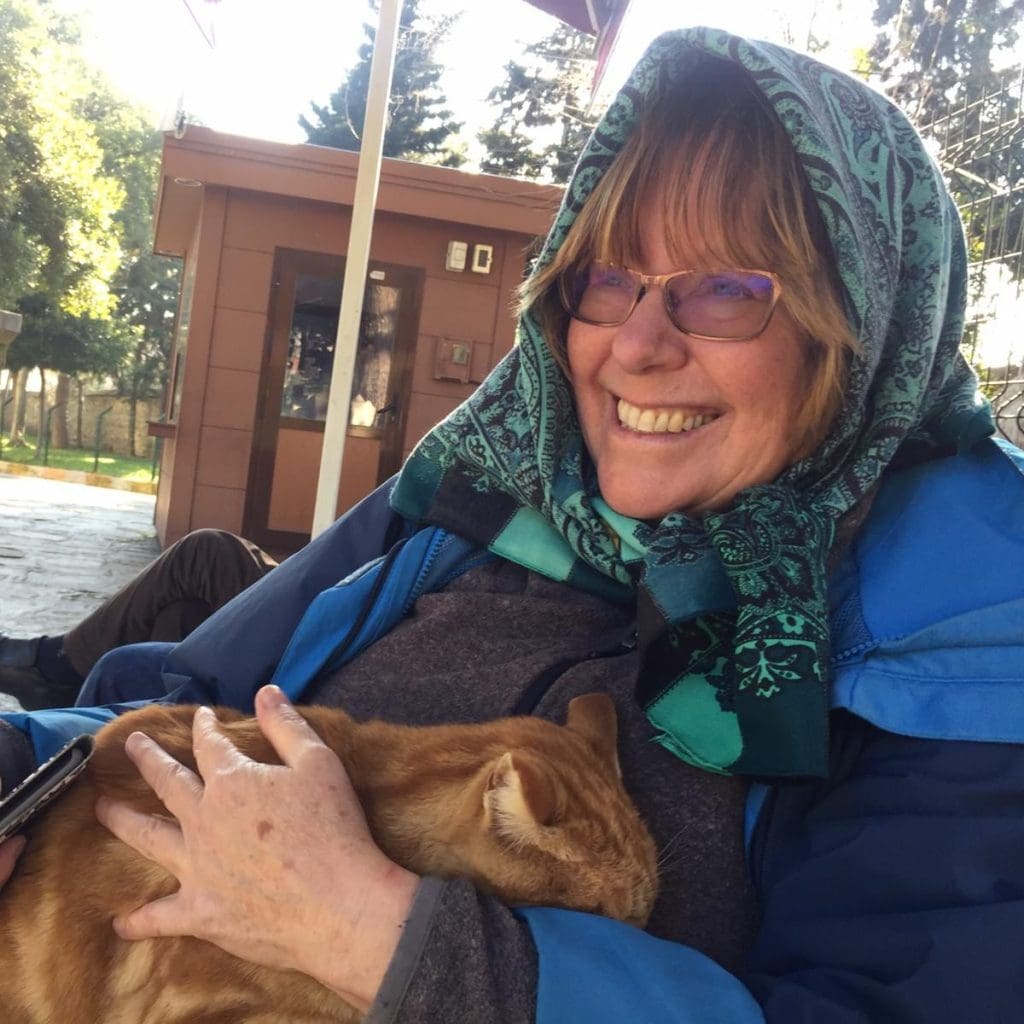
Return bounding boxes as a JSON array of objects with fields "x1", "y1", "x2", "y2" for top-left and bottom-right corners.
[{"x1": 444, "y1": 694, "x2": 659, "y2": 927}]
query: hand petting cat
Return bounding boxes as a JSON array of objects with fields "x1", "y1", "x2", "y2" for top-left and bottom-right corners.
[{"x1": 94, "y1": 684, "x2": 420, "y2": 1014}]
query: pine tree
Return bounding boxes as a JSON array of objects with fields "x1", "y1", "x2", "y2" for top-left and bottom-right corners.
[
  {"x1": 299, "y1": 0, "x2": 465, "y2": 167},
  {"x1": 479, "y1": 24, "x2": 599, "y2": 184}
]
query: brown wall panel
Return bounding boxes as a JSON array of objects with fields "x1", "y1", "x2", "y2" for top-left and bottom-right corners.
[
  {"x1": 195, "y1": 425, "x2": 253, "y2": 490},
  {"x1": 217, "y1": 247, "x2": 273, "y2": 314},
  {"x1": 203, "y1": 366, "x2": 260, "y2": 432},
  {"x1": 191, "y1": 484, "x2": 245, "y2": 534},
  {"x1": 209, "y1": 308, "x2": 267, "y2": 373},
  {"x1": 418, "y1": 276, "x2": 500, "y2": 339},
  {"x1": 224, "y1": 192, "x2": 350, "y2": 257}
]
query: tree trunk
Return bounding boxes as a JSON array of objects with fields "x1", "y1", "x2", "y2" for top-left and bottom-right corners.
[
  {"x1": 128, "y1": 393, "x2": 138, "y2": 457},
  {"x1": 37, "y1": 367, "x2": 47, "y2": 455},
  {"x1": 52, "y1": 372, "x2": 70, "y2": 449},
  {"x1": 9, "y1": 368, "x2": 29, "y2": 446},
  {"x1": 76, "y1": 378, "x2": 84, "y2": 448}
]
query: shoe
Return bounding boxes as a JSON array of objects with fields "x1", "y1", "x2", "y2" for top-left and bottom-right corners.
[
  {"x1": 0, "y1": 663, "x2": 81, "y2": 711},
  {"x1": 0, "y1": 635, "x2": 40, "y2": 669}
]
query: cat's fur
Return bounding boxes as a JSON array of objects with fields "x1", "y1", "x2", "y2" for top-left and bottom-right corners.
[{"x1": 0, "y1": 694, "x2": 657, "y2": 1023}]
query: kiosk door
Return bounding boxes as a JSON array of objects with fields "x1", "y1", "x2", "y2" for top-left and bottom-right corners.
[{"x1": 246, "y1": 249, "x2": 421, "y2": 554}]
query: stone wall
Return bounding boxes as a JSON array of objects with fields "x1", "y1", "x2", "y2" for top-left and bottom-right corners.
[{"x1": 19, "y1": 388, "x2": 163, "y2": 457}]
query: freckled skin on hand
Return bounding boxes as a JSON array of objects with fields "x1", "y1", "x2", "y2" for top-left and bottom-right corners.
[{"x1": 257, "y1": 821, "x2": 274, "y2": 840}]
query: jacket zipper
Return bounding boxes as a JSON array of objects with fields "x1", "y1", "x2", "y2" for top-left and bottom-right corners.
[{"x1": 512, "y1": 629, "x2": 637, "y2": 716}]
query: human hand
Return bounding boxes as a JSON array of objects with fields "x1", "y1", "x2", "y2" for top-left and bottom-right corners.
[
  {"x1": 95, "y1": 685, "x2": 419, "y2": 1011},
  {"x1": 0, "y1": 836, "x2": 26, "y2": 888}
]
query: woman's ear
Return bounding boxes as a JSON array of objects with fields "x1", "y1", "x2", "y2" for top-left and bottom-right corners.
[
  {"x1": 566, "y1": 693, "x2": 620, "y2": 776},
  {"x1": 483, "y1": 750, "x2": 560, "y2": 840}
]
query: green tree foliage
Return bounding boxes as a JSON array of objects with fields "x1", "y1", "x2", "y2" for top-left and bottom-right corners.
[
  {"x1": 84, "y1": 80, "x2": 181, "y2": 448},
  {"x1": 478, "y1": 24, "x2": 598, "y2": 184},
  {"x1": 299, "y1": 0, "x2": 465, "y2": 167},
  {"x1": 0, "y1": 0, "x2": 123, "y2": 317},
  {"x1": 0, "y1": 0, "x2": 179, "y2": 450},
  {"x1": 870, "y1": 0, "x2": 1024, "y2": 124},
  {"x1": 6, "y1": 294, "x2": 131, "y2": 380}
]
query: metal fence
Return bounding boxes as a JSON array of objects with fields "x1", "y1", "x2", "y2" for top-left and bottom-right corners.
[{"x1": 922, "y1": 66, "x2": 1024, "y2": 446}]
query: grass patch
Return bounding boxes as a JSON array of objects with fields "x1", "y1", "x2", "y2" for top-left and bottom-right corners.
[{"x1": 0, "y1": 434, "x2": 157, "y2": 482}]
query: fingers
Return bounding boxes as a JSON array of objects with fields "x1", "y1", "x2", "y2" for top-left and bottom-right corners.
[
  {"x1": 124, "y1": 730, "x2": 203, "y2": 820},
  {"x1": 191, "y1": 705, "x2": 249, "y2": 782},
  {"x1": 0, "y1": 836, "x2": 26, "y2": 887},
  {"x1": 113, "y1": 891, "x2": 186, "y2": 941},
  {"x1": 95, "y1": 797, "x2": 185, "y2": 876},
  {"x1": 254, "y1": 685, "x2": 330, "y2": 769}
]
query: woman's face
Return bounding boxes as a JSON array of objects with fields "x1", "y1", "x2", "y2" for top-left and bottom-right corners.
[{"x1": 567, "y1": 209, "x2": 813, "y2": 521}]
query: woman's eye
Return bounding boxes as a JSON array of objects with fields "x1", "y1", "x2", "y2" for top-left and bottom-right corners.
[
  {"x1": 704, "y1": 275, "x2": 752, "y2": 299},
  {"x1": 589, "y1": 265, "x2": 632, "y2": 290}
]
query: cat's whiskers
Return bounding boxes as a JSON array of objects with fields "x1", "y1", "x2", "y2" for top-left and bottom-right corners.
[{"x1": 655, "y1": 826, "x2": 689, "y2": 868}]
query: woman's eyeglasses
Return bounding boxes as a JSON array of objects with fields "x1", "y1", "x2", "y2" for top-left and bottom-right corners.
[{"x1": 558, "y1": 260, "x2": 783, "y2": 341}]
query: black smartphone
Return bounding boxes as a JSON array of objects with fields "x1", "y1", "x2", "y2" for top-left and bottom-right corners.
[{"x1": 0, "y1": 735, "x2": 95, "y2": 844}]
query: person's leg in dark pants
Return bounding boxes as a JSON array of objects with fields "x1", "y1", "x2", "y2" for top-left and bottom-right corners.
[{"x1": 0, "y1": 530, "x2": 277, "y2": 709}]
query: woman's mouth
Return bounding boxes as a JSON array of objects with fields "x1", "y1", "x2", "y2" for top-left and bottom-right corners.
[{"x1": 616, "y1": 398, "x2": 720, "y2": 434}]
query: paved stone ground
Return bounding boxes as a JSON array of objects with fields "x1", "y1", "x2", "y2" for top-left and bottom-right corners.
[{"x1": 0, "y1": 471, "x2": 158, "y2": 710}]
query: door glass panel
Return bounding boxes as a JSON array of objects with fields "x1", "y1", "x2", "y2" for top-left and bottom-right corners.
[
  {"x1": 280, "y1": 273, "x2": 399, "y2": 429},
  {"x1": 281, "y1": 274, "x2": 339, "y2": 421},
  {"x1": 350, "y1": 284, "x2": 399, "y2": 427}
]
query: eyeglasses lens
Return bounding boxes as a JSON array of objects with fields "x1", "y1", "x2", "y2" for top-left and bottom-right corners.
[{"x1": 569, "y1": 262, "x2": 776, "y2": 339}]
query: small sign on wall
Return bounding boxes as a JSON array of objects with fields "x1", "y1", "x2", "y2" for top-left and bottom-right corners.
[{"x1": 434, "y1": 337, "x2": 474, "y2": 383}]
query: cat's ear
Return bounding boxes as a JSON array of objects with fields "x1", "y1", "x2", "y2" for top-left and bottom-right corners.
[
  {"x1": 483, "y1": 750, "x2": 560, "y2": 839},
  {"x1": 566, "y1": 693, "x2": 620, "y2": 776}
]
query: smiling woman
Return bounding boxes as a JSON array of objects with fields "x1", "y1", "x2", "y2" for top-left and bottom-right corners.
[
  {"x1": 513, "y1": 64, "x2": 859, "y2": 519},
  {"x1": 563, "y1": 219, "x2": 814, "y2": 519},
  {"x1": 523, "y1": 61, "x2": 857, "y2": 470}
]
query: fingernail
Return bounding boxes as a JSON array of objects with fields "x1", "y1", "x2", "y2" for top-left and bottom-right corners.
[
  {"x1": 6, "y1": 835, "x2": 26, "y2": 856},
  {"x1": 124, "y1": 731, "x2": 148, "y2": 755},
  {"x1": 259, "y1": 684, "x2": 287, "y2": 706}
]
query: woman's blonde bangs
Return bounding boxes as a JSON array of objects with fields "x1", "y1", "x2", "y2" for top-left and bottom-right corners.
[{"x1": 521, "y1": 60, "x2": 859, "y2": 454}]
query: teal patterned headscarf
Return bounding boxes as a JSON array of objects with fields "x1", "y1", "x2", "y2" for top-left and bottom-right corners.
[{"x1": 393, "y1": 28, "x2": 993, "y2": 777}]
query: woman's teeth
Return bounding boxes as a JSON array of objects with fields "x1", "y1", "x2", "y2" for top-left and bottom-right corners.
[{"x1": 617, "y1": 398, "x2": 717, "y2": 434}]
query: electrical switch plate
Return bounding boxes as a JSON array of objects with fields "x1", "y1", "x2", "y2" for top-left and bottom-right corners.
[{"x1": 445, "y1": 241, "x2": 468, "y2": 272}]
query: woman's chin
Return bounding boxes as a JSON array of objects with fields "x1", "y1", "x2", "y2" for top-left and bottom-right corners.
[{"x1": 597, "y1": 475, "x2": 698, "y2": 522}]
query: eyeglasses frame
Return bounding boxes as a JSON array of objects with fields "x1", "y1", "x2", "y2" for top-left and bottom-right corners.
[{"x1": 558, "y1": 261, "x2": 785, "y2": 342}]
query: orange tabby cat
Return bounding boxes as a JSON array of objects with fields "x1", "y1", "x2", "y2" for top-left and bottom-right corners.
[{"x1": 0, "y1": 694, "x2": 657, "y2": 1024}]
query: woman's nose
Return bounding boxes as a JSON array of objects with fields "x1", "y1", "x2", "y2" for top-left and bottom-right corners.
[{"x1": 609, "y1": 287, "x2": 689, "y2": 373}]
